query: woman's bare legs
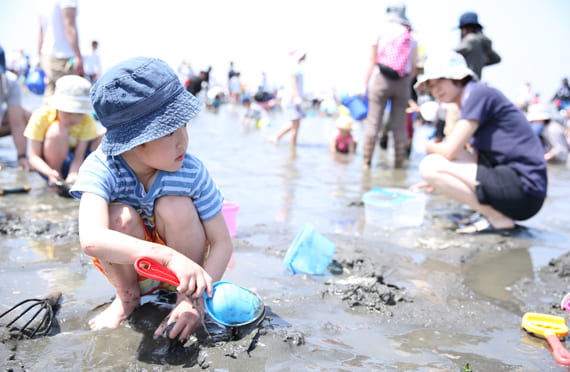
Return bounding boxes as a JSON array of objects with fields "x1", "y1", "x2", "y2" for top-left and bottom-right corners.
[{"x1": 419, "y1": 151, "x2": 515, "y2": 230}]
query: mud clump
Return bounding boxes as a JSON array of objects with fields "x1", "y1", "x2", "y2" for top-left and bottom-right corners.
[
  {"x1": 323, "y1": 258, "x2": 410, "y2": 315},
  {"x1": 544, "y1": 251, "x2": 570, "y2": 278}
]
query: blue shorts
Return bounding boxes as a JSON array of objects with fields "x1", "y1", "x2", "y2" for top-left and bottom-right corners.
[{"x1": 39, "y1": 144, "x2": 93, "y2": 181}]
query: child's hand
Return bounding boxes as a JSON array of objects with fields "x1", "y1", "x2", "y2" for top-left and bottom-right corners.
[
  {"x1": 410, "y1": 181, "x2": 434, "y2": 193},
  {"x1": 65, "y1": 172, "x2": 78, "y2": 184},
  {"x1": 169, "y1": 258, "x2": 213, "y2": 299},
  {"x1": 47, "y1": 170, "x2": 62, "y2": 185},
  {"x1": 154, "y1": 295, "x2": 202, "y2": 341}
]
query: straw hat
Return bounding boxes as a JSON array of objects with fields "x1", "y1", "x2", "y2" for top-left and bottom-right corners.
[
  {"x1": 414, "y1": 51, "x2": 477, "y2": 91},
  {"x1": 335, "y1": 115, "x2": 354, "y2": 131},
  {"x1": 49, "y1": 75, "x2": 93, "y2": 114},
  {"x1": 526, "y1": 104, "x2": 551, "y2": 122}
]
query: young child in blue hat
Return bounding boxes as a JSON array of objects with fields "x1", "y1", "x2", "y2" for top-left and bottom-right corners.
[{"x1": 70, "y1": 57, "x2": 233, "y2": 341}]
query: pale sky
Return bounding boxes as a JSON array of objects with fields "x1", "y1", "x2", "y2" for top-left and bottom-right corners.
[{"x1": 1, "y1": 0, "x2": 568, "y2": 102}]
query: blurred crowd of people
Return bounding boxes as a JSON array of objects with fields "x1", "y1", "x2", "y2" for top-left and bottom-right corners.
[{"x1": 1, "y1": 0, "x2": 568, "y2": 233}]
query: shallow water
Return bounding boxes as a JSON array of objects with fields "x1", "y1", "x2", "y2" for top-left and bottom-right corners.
[{"x1": 1, "y1": 93, "x2": 570, "y2": 370}]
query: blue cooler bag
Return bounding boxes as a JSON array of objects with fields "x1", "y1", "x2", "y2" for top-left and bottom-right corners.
[
  {"x1": 25, "y1": 67, "x2": 46, "y2": 95},
  {"x1": 341, "y1": 95, "x2": 368, "y2": 120}
]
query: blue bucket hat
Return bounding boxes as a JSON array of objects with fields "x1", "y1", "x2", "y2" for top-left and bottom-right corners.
[
  {"x1": 458, "y1": 11, "x2": 483, "y2": 28},
  {"x1": 91, "y1": 57, "x2": 202, "y2": 156}
]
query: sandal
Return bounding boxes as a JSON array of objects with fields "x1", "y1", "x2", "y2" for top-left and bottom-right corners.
[
  {"x1": 446, "y1": 211, "x2": 480, "y2": 226},
  {"x1": 456, "y1": 217, "x2": 521, "y2": 236}
]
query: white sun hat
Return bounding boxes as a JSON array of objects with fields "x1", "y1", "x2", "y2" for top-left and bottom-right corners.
[
  {"x1": 414, "y1": 51, "x2": 477, "y2": 92},
  {"x1": 526, "y1": 103, "x2": 552, "y2": 122},
  {"x1": 335, "y1": 115, "x2": 354, "y2": 131},
  {"x1": 49, "y1": 75, "x2": 93, "y2": 114}
]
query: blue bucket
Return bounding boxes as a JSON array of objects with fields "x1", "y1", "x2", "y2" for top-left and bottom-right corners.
[
  {"x1": 283, "y1": 224, "x2": 336, "y2": 275},
  {"x1": 25, "y1": 68, "x2": 46, "y2": 95},
  {"x1": 203, "y1": 281, "x2": 265, "y2": 327},
  {"x1": 341, "y1": 95, "x2": 368, "y2": 120}
]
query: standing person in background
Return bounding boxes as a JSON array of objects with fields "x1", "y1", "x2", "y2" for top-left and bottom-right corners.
[
  {"x1": 454, "y1": 11, "x2": 501, "y2": 80},
  {"x1": 229, "y1": 71, "x2": 242, "y2": 104},
  {"x1": 227, "y1": 61, "x2": 236, "y2": 95},
  {"x1": 268, "y1": 49, "x2": 307, "y2": 146},
  {"x1": 38, "y1": 0, "x2": 84, "y2": 97},
  {"x1": 0, "y1": 45, "x2": 31, "y2": 170},
  {"x1": 84, "y1": 40, "x2": 102, "y2": 84},
  {"x1": 203, "y1": 65, "x2": 212, "y2": 93},
  {"x1": 363, "y1": 2, "x2": 417, "y2": 169},
  {"x1": 186, "y1": 71, "x2": 207, "y2": 97},
  {"x1": 552, "y1": 78, "x2": 570, "y2": 110}
]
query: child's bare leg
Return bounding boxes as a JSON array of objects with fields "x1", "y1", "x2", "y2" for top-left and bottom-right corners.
[
  {"x1": 154, "y1": 195, "x2": 207, "y2": 339},
  {"x1": 289, "y1": 119, "x2": 301, "y2": 146},
  {"x1": 43, "y1": 121, "x2": 69, "y2": 175},
  {"x1": 269, "y1": 122, "x2": 293, "y2": 143},
  {"x1": 89, "y1": 204, "x2": 144, "y2": 330},
  {"x1": 88, "y1": 263, "x2": 140, "y2": 330},
  {"x1": 154, "y1": 195, "x2": 207, "y2": 264}
]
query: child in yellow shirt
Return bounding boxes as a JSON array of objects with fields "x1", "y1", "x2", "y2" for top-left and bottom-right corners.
[{"x1": 24, "y1": 75, "x2": 103, "y2": 190}]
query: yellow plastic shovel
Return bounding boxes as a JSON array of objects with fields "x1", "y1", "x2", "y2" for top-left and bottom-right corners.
[{"x1": 522, "y1": 312, "x2": 570, "y2": 365}]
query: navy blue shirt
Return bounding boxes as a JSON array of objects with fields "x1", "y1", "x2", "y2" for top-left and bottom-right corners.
[{"x1": 461, "y1": 82, "x2": 547, "y2": 199}]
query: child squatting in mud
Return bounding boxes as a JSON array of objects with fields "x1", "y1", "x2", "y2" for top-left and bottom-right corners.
[{"x1": 70, "y1": 57, "x2": 233, "y2": 341}]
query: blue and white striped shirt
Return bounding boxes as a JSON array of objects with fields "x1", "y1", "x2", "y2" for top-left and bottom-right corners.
[{"x1": 70, "y1": 148, "x2": 223, "y2": 231}]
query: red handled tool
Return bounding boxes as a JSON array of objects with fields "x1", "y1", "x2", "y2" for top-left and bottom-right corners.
[{"x1": 135, "y1": 257, "x2": 180, "y2": 287}]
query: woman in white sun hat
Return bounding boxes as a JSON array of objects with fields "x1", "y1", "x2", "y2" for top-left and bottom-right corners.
[
  {"x1": 24, "y1": 75, "x2": 103, "y2": 191},
  {"x1": 412, "y1": 51, "x2": 547, "y2": 235}
]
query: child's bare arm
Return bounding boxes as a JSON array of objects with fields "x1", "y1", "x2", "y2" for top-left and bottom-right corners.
[
  {"x1": 349, "y1": 139, "x2": 357, "y2": 153},
  {"x1": 329, "y1": 135, "x2": 337, "y2": 153},
  {"x1": 201, "y1": 212, "x2": 233, "y2": 282},
  {"x1": 29, "y1": 140, "x2": 60, "y2": 183},
  {"x1": 78, "y1": 192, "x2": 213, "y2": 298},
  {"x1": 66, "y1": 140, "x2": 89, "y2": 183}
]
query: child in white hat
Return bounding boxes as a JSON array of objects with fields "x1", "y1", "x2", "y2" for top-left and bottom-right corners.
[
  {"x1": 24, "y1": 75, "x2": 103, "y2": 192},
  {"x1": 329, "y1": 115, "x2": 357, "y2": 154}
]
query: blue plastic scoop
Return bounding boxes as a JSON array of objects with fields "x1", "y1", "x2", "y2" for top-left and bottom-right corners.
[{"x1": 134, "y1": 257, "x2": 265, "y2": 327}]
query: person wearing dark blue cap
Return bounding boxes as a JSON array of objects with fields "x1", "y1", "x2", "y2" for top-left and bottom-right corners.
[
  {"x1": 0, "y1": 45, "x2": 31, "y2": 170},
  {"x1": 70, "y1": 57, "x2": 233, "y2": 341},
  {"x1": 454, "y1": 11, "x2": 501, "y2": 79}
]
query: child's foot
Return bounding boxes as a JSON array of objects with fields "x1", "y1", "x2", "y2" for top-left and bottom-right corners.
[
  {"x1": 88, "y1": 295, "x2": 139, "y2": 331},
  {"x1": 267, "y1": 135, "x2": 278, "y2": 143}
]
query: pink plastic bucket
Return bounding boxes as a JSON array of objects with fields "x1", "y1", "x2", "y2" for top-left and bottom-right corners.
[{"x1": 222, "y1": 201, "x2": 240, "y2": 237}]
